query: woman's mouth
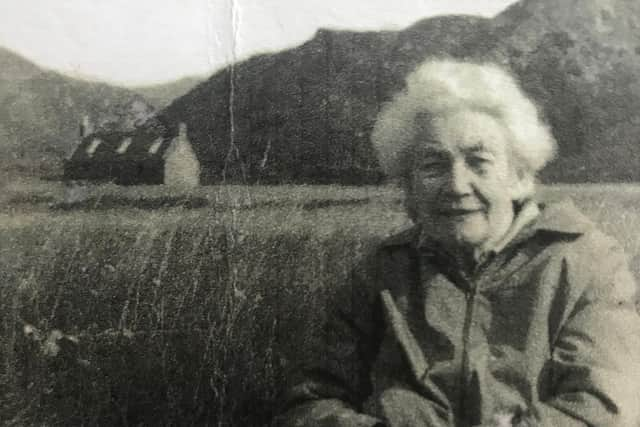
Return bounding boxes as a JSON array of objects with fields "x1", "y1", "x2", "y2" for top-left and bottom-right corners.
[{"x1": 438, "y1": 208, "x2": 484, "y2": 216}]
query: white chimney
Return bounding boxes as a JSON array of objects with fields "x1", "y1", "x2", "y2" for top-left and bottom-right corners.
[
  {"x1": 79, "y1": 115, "x2": 93, "y2": 138},
  {"x1": 178, "y1": 122, "x2": 187, "y2": 140}
]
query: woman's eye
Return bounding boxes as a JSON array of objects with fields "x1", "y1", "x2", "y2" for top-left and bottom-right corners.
[
  {"x1": 417, "y1": 162, "x2": 447, "y2": 176},
  {"x1": 468, "y1": 156, "x2": 492, "y2": 171}
]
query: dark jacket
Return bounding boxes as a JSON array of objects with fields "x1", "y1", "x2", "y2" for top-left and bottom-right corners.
[{"x1": 276, "y1": 200, "x2": 640, "y2": 427}]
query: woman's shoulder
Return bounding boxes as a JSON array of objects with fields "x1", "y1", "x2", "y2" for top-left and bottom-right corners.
[
  {"x1": 535, "y1": 198, "x2": 623, "y2": 258},
  {"x1": 536, "y1": 199, "x2": 636, "y2": 302}
]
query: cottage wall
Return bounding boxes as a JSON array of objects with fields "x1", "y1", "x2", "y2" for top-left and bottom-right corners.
[{"x1": 164, "y1": 124, "x2": 200, "y2": 187}]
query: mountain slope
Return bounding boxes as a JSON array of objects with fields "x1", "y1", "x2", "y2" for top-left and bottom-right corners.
[
  {"x1": 0, "y1": 47, "x2": 42, "y2": 82},
  {"x1": 0, "y1": 48, "x2": 156, "y2": 179},
  {"x1": 152, "y1": 0, "x2": 640, "y2": 184},
  {"x1": 157, "y1": 17, "x2": 490, "y2": 184},
  {"x1": 493, "y1": 0, "x2": 640, "y2": 181},
  {"x1": 134, "y1": 76, "x2": 204, "y2": 109},
  {"x1": 8, "y1": 0, "x2": 640, "y2": 183}
]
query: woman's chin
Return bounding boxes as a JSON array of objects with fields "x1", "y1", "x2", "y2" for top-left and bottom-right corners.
[{"x1": 453, "y1": 217, "x2": 488, "y2": 241}]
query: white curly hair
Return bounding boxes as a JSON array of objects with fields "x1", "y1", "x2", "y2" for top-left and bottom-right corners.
[{"x1": 371, "y1": 59, "x2": 557, "y2": 183}]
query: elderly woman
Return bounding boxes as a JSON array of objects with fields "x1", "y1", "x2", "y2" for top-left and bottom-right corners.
[{"x1": 276, "y1": 59, "x2": 640, "y2": 426}]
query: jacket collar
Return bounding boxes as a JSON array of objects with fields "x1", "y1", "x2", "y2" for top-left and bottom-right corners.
[
  {"x1": 529, "y1": 198, "x2": 594, "y2": 235},
  {"x1": 485, "y1": 200, "x2": 540, "y2": 255}
]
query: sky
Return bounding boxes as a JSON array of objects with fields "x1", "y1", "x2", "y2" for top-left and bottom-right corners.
[{"x1": 0, "y1": 0, "x2": 518, "y2": 87}]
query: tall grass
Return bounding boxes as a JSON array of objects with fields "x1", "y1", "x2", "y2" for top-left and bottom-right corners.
[
  {"x1": 0, "y1": 190, "x2": 407, "y2": 426},
  {"x1": 1, "y1": 182, "x2": 639, "y2": 425}
]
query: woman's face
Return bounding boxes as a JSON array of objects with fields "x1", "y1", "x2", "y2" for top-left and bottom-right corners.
[{"x1": 406, "y1": 110, "x2": 526, "y2": 254}]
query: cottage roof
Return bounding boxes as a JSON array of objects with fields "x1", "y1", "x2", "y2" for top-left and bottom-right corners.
[{"x1": 70, "y1": 130, "x2": 173, "y2": 162}]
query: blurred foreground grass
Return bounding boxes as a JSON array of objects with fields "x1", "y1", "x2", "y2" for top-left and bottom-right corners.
[{"x1": 1, "y1": 180, "x2": 639, "y2": 425}]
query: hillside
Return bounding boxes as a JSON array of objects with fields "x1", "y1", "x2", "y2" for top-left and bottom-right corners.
[
  {"x1": 0, "y1": 46, "x2": 42, "y2": 81},
  {"x1": 134, "y1": 75, "x2": 204, "y2": 108},
  {"x1": 149, "y1": 0, "x2": 640, "y2": 184},
  {"x1": 6, "y1": 0, "x2": 640, "y2": 184},
  {"x1": 157, "y1": 18, "x2": 488, "y2": 184},
  {"x1": 491, "y1": 0, "x2": 640, "y2": 181},
  {"x1": 0, "y1": 48, "x2": 155, "y2": 180}
]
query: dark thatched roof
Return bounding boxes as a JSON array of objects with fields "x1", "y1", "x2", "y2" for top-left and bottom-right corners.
[{"x1": 69, "y1": 130, "x2": 171, "y2": 163}]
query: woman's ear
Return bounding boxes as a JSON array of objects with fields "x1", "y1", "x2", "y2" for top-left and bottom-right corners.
[{"x1": 509, "y1": 168, "x2": 535, "y2": 202}]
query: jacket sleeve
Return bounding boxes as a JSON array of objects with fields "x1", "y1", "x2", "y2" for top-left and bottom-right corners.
[
  {"x1": 533, "y1": 242, "x2": 640, "y2": 427},
  {"x1": 273, "y1": 251, "x2": 386, "y2": 427}
]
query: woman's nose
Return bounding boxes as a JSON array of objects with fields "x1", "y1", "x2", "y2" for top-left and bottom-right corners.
[{"x1": 447, "y1": 161, "x2": 473, "y2": 196}]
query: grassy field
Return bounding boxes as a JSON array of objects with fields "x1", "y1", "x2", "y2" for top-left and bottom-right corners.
[
  {"x1": 1, "y1": 180, "x2": 639, "y2": 426},
  {"x1": 3, "y1": 179, "x2": 639, "y2": 267}
]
